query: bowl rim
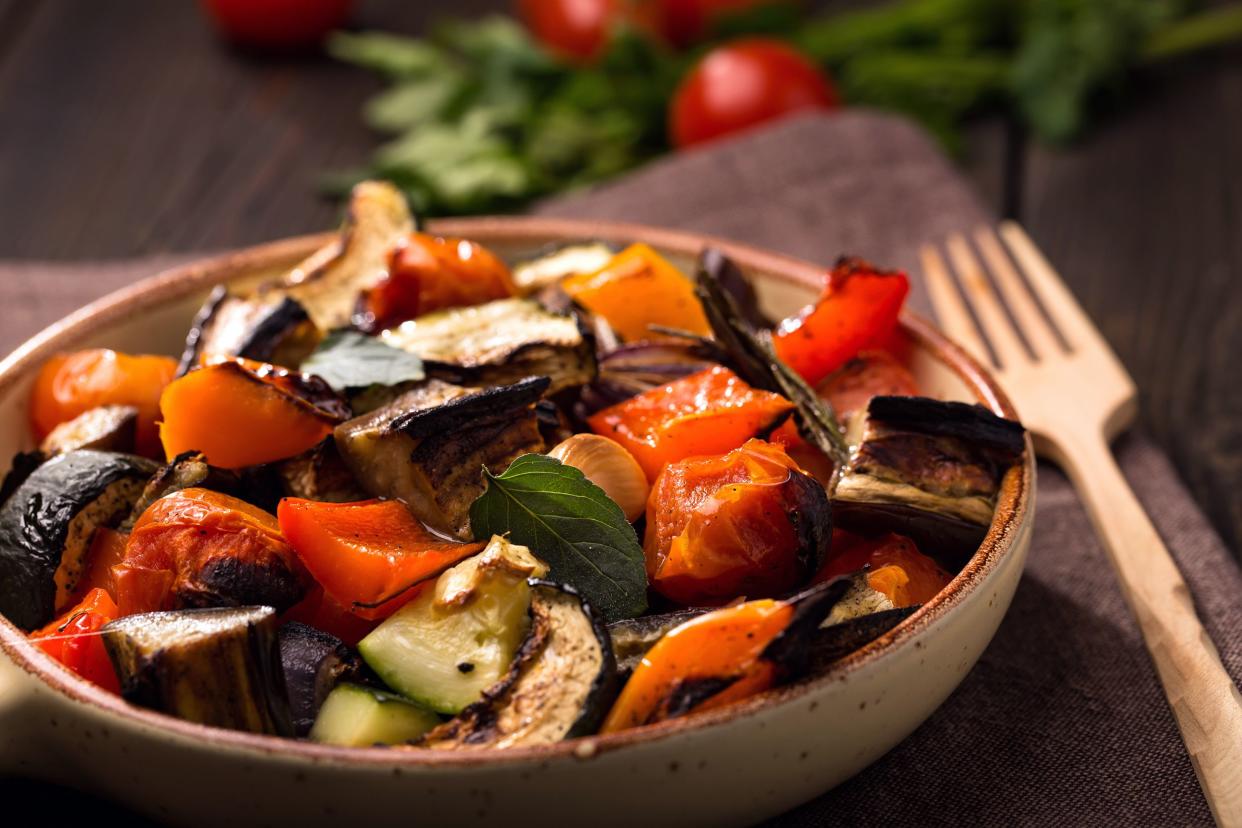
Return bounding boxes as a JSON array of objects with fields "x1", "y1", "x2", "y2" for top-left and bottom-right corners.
[{"x1": 0, "y1": 217, "x2": 1033, "y2": 768}]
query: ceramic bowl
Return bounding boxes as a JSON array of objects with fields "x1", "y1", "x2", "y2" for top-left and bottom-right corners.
[{"x1": 0, "y1": 219, "x2": 1034, "y2": 827}]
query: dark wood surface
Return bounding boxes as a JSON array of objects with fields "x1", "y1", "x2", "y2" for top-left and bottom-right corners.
[{"x1": 0, "y1": 0, "x2": 1238, "y2": 564}]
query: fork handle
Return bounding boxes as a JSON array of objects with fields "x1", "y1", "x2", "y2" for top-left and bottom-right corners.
[{"x1": 1054, "y1": 431, "x2": 1242, "y2": 825}]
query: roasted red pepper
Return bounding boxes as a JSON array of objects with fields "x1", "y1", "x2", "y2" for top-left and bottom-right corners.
[
  {"x1": 773, "y1": 258, "x2": 910, "y2": 386},
  {"x1": 814, "y1": 530, "x2": 950, "y2": 607},
  {"x1": 277, "y1": 498, "x2": 485, "y2": 621},
  {"x1": 281, "y1": 585, "x2": 379, "y2": 647},
  {"x1": 816, "y1": 350, "x2": 919, "y2": 422},
  {"x1": 29, "y1": 587, "x2": 121, "y2": 693},
  {"x1": 588, "y1": 366, "x2": 794, "y2": 481},
  {"x1": 644, "y1": 438, "x2": 830, "y2": 605}
]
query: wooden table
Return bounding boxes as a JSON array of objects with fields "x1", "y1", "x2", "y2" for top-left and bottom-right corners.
[{"x1": 0, "y1": 0, "x2": 1238, "y2": 575}]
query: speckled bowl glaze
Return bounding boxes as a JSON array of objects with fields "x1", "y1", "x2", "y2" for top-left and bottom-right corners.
[{"x1": 0, "y1": 219, "x2": 1034, "y2": 827}]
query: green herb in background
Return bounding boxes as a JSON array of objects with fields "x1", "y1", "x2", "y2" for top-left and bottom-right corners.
[{"x1": 330, "y1": 1, "x2": 1242, "y2": 216}]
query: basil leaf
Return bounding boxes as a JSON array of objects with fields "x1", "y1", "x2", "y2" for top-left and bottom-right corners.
[
  {"x1": 470, "y1": 454, "x2": 647, "y2": 621},
  {"x1": 302, "y1": 330, "x2": 425, "y2": 392}
]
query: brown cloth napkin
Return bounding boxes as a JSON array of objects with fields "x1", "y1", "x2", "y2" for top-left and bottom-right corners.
[{"x1": 2, "y1": 111, "x2": 1238, "y2": 826}]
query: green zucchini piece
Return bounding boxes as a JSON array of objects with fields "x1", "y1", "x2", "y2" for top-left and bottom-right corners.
[{"x1": 310, "y1": 683, "x2": 440, "y2": 747}]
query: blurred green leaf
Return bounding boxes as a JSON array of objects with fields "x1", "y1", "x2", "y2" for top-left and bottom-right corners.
[{"x1": 328, "y1": 31, "x2": 450, "y2": 77}]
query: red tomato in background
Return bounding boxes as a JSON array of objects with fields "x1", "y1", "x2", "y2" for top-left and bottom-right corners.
[
  {"x1": 200, "y1": 0, "x2": 354, "y2": 50},
  {"x1": 518, "y1": 0, "x2": 622, "y2": 61},
  {"x1": 670, "y1": 38, "x2": 839, "y2": 149}
]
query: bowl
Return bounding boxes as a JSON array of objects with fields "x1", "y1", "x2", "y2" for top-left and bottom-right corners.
[{"x1": 0, "y1": 218, "x2": 1034, "y2": 827}]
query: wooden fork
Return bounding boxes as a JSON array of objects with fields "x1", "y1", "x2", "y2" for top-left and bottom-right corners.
[{"x1": 921, "y1": 223, "x2": 1242, "y2": 826}]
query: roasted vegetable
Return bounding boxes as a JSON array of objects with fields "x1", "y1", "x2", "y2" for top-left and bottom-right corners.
[
  {"x1": 278, "y1": 621, "x2": 365, "y2": 737},
  {"x1": 159, "y1": 358, "x2": 348, "y2": 469},
  {"x1": 275, "y1": 438, "x2": 369, "y2": 504},
  {"x1": 310, "y1": 683, "x2": 441, "y2": 747},
  {"x1": 814, "y1": 531, "x2": 951, "y2": 607},
  {"x1": 773, "y1": 257, "x2": 910, "y2": 386},
  {"x1": 817, "y1": 351, "x2": 920, "y2": 425},
  {"x1": 355, "y1": 232, "x2": 516, "y2": 332},
  {"x1": 561, "y1": 243, "x2": 711, "y2": 341},
  {"x1": 359, "y1": 537, "x2": 547, "y2": 715},
  {"x1": 601, "y1": 577, "x2": 851, "y2": 732},
  {"x1": 102, "y1": 605, "x2": 292, "y2": 735},
  {"x1": 511, "y1": 241, "x2": 616, "y2": 295},
  {"x1": 645, "y1": 438, "x2": 831, "y2": 606},
  {"x1": 114, "y1": 488, "x2": 308, "y2": 616},
  {"x1": 588, "y1": 365, "x2": 794, "y2": 481},
  {"x1": 811, "y1": 606, "x2": 917, "y2": 670},
  {"x1": 607, "y1": 608, "x2": 707, "y2": 676},
  {"x1": 334, "y1": 376, "x2": 548, "y2": 539},
  {"x1": 39, "y1": 405, "x2": 138, "y2": 456},
  {"x1": 0, "y1": 450, "x2": 156, "y2": 630},
  {"x1": 29, "y1": 349, "x2": 178, "y2": 457},
  {"x1": 122, "y1": 451, "x2": 281, "y2": 528},
  {"x1": 29, "y1": 587, "x2": 122, "y2": 693},
  {"x1": 832, "y1": 396, "x2": 1025, "y2": 565},
  {"x1": 420, "y1": 581, "x2": 618, "y2": 748},
  {"x1": 381, "y1": 298, "x2": 595, "y2": 394},
  {"x1": 178, "y1": 286, "x2": 319, "y2": 374},
  {"x1": 282, "y1": 586, "x2": 379, "y2": 649},
  {"x1": 278, "y1": 498, "x2": 484, "y2": 620},
  {"x1": 576, "y1": 339, "x2": 724, "y2": 417},
  {"x1": 546, "y1": 434, "x2": 649, "y2": 522}
]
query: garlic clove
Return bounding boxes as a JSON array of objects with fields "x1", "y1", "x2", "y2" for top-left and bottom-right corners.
[{"x1": 547, "y1": 434, "x2": 650, "y2": 522}]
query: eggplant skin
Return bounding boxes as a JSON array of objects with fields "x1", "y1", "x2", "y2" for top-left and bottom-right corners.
[
  {"x1": 608, "y1": 609, "x2": 707, "y2": 677},
  {"x1": 0, "y1": 451, "x2": 157, "y2": 630},
  {"x1": 278, "y1": 622, "x2": 365, "y2": 737},
  {"x1": 866, "y1": 396, "x2": 1025, "y2": 456},
  {"x1": 178, "y1": 287, "x2": 319, "y2": 376}
]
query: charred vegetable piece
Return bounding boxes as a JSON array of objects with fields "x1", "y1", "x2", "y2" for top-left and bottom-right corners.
[
  {"x1": 0, "y1": 450, "x2": 44, "y2": 508},
  {"x1": 588, "y1": 366, "x2": 794, "y2": 481},
  {"x1": 277, "y1": 498, "x2": 485, "y2": 620},
  {"x1": 601, "y1": 578, "x2": 851, "y2": 732},
  {"x1": 114, "y1": 488, "x2": 308, "y2": 616},
  {"x1": 561, "y1": 243, "x2": 711, "y2": 341},
  {"x1": 420, "y1": 581, "x2": 617, "y2": 748},
  {"x1": 102, "y1": 605, "x2": 292, "y2": 736},
  {"x1": 278, "y1": 621, "x2": 365, "y2": 737},
  {"x1": 275, "y1": 438, "x2": 369, "y2": 504},
  {"x1": 178, "y1": 286, "x2": 319, "y2": 374},
  {"x1": 817, "y1": 351, "x2": 920, "y2": 426},
  {"x1": 821, "y1": 569, "x2": 897, "y2": 624},
  {"x1": 159, "y1": 359, "x2": 347, "y2": 469},
  {"x1": 832, "y1": 396, "x2": 1025, "y2": 566},
  {"x1": 512, "y1": 242, "x2": 616, "y2": 295},
  {"x1": 381, "y1": 298, "x2": 595, "y2": 395},
  {"x1": 773, "y1": 257, "x2": 911, "y2": 386},
  {"x1": 0, "y1": 450, "x2": 156, "y2": 630},
  {"x1": 39, "y1": 405, "x2": 138, "y2": 456},
  {"x1": 29, "y1": 349, "x2": 178, "y2": 458},
  {"x1": 355, "y1": 233, "x2": 516, "y2": 332},
  {"x1": 310, "y1": 683, "x2": 441, "y2": 747},
  {"x1": 122, "y1": 451, "x2": 278, "y2": 529},
  {"x1": 358, "y1": 537, "x2": 547, "y2": 714},
  {"x1": 607, "y1": 608, "x2": 708, "y2": 676},
  {"x1": 645, "y1": 438, "x2": 831, "y2": 605},
  {"x1": 334, "y1": 376, "x2": 548, "y2": 539},
  {"x1": 29, "y1": 587, "x2": 122, "y2": 693},
  {"x1": 814, "y1": 531, "x2": 951, "y2": 607},
  {"x1": 279, "y1": 180, "x2": 415, "y2": 331},
  {"x1": 576, "y1": 339, "x2": 725, "y2": 417},
  {"x1": 811, "y1": 606, "x2": 917, "y2": 670}
]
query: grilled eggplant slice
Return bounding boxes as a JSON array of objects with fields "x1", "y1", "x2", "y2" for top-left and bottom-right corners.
[
  {"x1": 275, "y1": 438, "x2": 368, "y2": 503},
  {"x1": 122, "y1": 451, "x2": 282, "y2": 528},
  {"x1": 381, "y1": 298, "x2": 596, "y2": 394},
  {"x1": 420, "y1": 581, "x2": 618, "y2": 748},
  {"x1": 278, "y1": 621, "x2": 365, "y2": 737},
  {"x1": 832, "y1": 396, "x2": 1025, "y2": 566},
  {"x1": 608, "y1": 609, "x2": 708, "y2": 677},
  {"x1": 0, "y1": 450, "x2": 156, "y2": 630},
  {"x1": 335, "y1": 376, "x2": 548, "y2": 539},
  {"x1": 178, "y1": 285, "x2": 319, "y2": 374},
  {"x1": 511, "y1": 242, "x2": 616, "y2": 295},
  {"x1": 39, "y1": 405, "x2": 138, "y2": 456},
  {"x1": 102, "y1": 605, "x2": 292, "y2": 735},
  {"x1": 810, "y1": 606, "x2": 917, "y2": 671}
]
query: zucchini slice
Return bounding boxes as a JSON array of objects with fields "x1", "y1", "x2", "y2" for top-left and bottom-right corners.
[
  {"x1": 278, "y1": 621, "x2": 365, "y2": 737},
  {"x1": 102, "y1": 605, "x2": 292, "y2": 735},
  {"x1": 178, "y1": 285, "x2": 319, "y2": 374},
  {"x1": 0, "y1": 450, "x2": 156, "y2": 630},
  {"x1": 310, "y1": 683, "x2": 440, "y2": 747},
  {"x1": 39, "y1": 405, "x2": 138, "y2": 456},
  {"x1": 420, "y1": 581, "x2": 619, "y2": 748}
]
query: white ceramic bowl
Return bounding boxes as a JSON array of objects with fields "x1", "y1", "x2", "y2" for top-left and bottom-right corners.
[{"x1": 0, "y1": 219, "x2": 1034, "y2": 827}]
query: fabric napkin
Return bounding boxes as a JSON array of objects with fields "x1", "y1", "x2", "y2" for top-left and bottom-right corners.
[{"x1": 1, "y1": 111, "x2": 1238, "y2": 826}]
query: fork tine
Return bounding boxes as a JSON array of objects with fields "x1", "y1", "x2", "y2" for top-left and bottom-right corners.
[
  {"x1": 920, "y1": 243, "x2": 989, "y2": 364},
  {"x1": 973, "y1": 226, "x2": 1063, "y2": 359},
  {"x1": 998, "y1": 222, "x2": 1101, "y2": 352},
  {"x1": 945, "y1": 234, "x2": 1030, "y2": 370}
]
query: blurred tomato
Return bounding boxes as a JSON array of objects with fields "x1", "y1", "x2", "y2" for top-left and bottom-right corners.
[
  {"x1": 670, "y1": 38, "x2": 839, "y2": 149},
  {"x1": 518, "y1": 0, "x2": 622, "y2": 61},
  {"x1": 200, "y1": 0, "x2": 353, "y2": 50},
  {"x1": 649, "y1": 0, "x2": 789, "y2": 47}
]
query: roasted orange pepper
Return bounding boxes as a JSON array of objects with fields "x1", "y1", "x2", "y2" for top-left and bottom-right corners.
[
  {"x1": 773, "y1": 258, "x2": 909, "y2": 386},
  {"x1": 29, "y1": 349, "x2": 178, "y2": 457},
  {"x1": 30, "y1": 587, "x2": 121, "y2": 693},
  {"x1": 277, "y1": 498, "x2": 485, "y2": 621},
  {"x1": 561, "y1": 243, "x2": 711, "y2": 341},
  {"x1": 813, "y1": 530, "x2": 950, "y2": 607},
  {"x1": 645, "y1": 439, "x2": 830, "y2": 605},
  {"x1": 357, "y1": 233, "x2": 516, "y2": 332},
  {"x1": 588, "y1": 366, "x2": 794, "y2": 481},
  {"x1": 158, "y1": 358, "x2": 345, "y2": 468}
]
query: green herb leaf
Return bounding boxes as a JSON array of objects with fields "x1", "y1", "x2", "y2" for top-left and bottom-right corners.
[
  {"x1": 470, "y1": 454, "x2": 647, "y2": 621},
  {"x1": 302, "y1": 330, "x2": 425, "y2": 391}
]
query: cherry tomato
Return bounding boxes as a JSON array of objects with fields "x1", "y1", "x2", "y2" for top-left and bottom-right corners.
[
  {"x1": 518, "y1": 0, "x2": 621, "y2": 61},
  {"x1": 670, "y1": 38, "x2": 839, "y2": 149},
  {"x1": 200, "y1": 0, "x2": 354, "y2": 50}
]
